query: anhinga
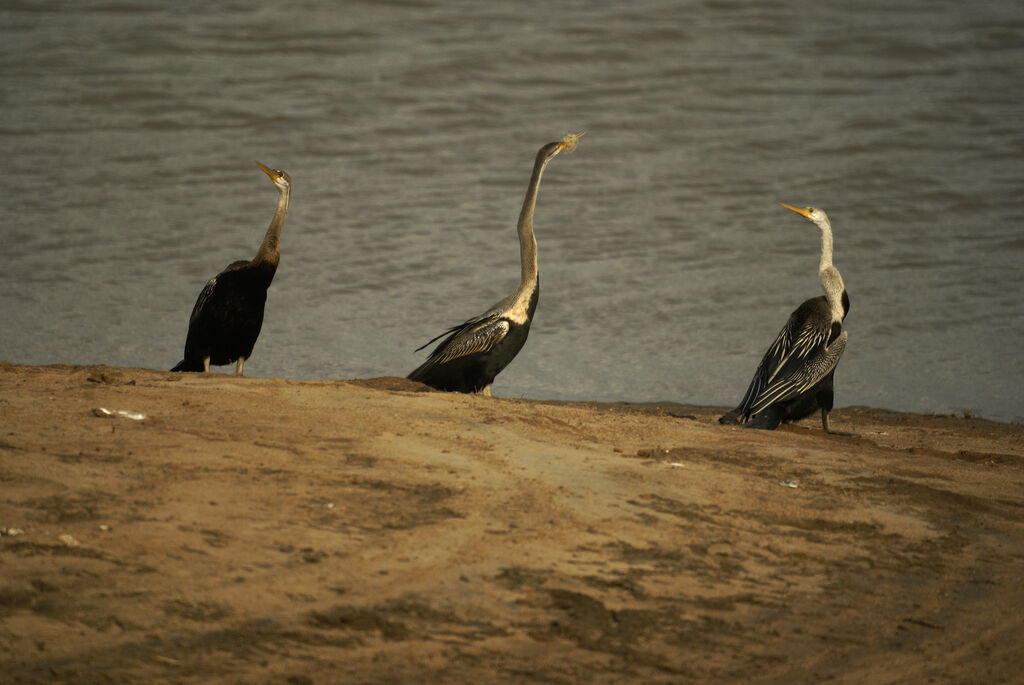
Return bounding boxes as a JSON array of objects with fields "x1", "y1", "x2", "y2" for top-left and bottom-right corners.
[
  {"x1": 719, "y1": 202, "x2": 850, "y2": 432},
  {"x1": 171, "y1": 161, "x2": 291, "y2": 375},
  {"x1": 408, "y1": 133, "x2": 583, "y2": 395}
]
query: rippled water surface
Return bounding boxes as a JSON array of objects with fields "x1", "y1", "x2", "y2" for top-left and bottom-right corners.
[{"x1": 2, "y1": 1, "x2": 1022, "y2": 421}]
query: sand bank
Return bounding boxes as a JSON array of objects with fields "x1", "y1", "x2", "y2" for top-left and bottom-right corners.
[{"x1": 1, "y1": 363, "x2": 1021, "y2": 683}]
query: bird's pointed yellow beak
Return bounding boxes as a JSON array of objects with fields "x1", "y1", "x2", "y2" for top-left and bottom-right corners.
[
  {"x1": 255, "y1": 160, "x2": 277, "y2": 179},
  {"x1": 558, "y1": 131, "x2": 585, "y2": 152},
  {"x1": 778, "y1": 201, "x2": 812, "y2": 218}
]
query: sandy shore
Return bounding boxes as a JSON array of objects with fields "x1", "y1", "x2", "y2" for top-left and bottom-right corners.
[{"x1": 1, "y1": 363, "x2": 1022, "y2": 683}]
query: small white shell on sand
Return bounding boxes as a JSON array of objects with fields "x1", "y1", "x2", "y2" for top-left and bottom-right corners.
[
  {"x1": 94, "y1": 407, "x2": 146, "y2": 420},
  {"x1": 59, "y1": 534, "x2": 78, "y2": 547}
]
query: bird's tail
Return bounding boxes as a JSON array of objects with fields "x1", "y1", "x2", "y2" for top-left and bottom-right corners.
[
  {"x1": 743, "y1": 407, "x2": 784, "y2": 431},
  {"x1": 718, "y1": 408, "x2": 744, "y2": 425},
  {"x1": 171, "y1": 359, "x2": 204, "y2": 372},
  {"x1": 407, "y1": 363, "x2": 430, "y2": 384}
]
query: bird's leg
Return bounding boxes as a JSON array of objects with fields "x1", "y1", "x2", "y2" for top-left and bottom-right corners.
[
  {"x1": 821, "y1": 408, "x2": 856, "y2": 436},
  {"x1": 235, "y1": 357, "x2": 245, "y2": 376},
  {"x1": 480, "y1": 384, "x2": 493, "y2": 397},
  {"x1": 203, "y1": 357, "x2": 211, "y2": 373}
]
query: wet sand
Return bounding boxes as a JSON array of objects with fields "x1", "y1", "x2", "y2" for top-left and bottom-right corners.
[{"x1": 1, "y1": 363, "x2": 1022, "y2": 683}]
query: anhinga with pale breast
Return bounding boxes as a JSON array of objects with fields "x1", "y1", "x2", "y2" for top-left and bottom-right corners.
[
  {"x1": 719, "y1": 202, "x2": 850, "y2": 433},
  {"x1": 171, "y1": 161, "x2": 291, "y2": 375},
  {"x1": 408, "y1": 132, "x2": 583, "y2": 395}
]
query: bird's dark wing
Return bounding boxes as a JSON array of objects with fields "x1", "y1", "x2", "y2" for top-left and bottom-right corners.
[
  {"x1": 747, "y1": 330, "x2": 847, "y2": 417},
  {"x1": 732, "y1": 300, "x2": 835, "y2": 420},
  {"x1": 188, "y1": 260, "x2": 251, "y2": 328},
  {"x1": 417, "y1": 314, "x2": 510, "y2": 365},
  {"x1": 414, "y1": 311, "x2": 489, "y2": 352},
  {"x1": 189, "y1": 277, "x2": 219, "y2": 327}
]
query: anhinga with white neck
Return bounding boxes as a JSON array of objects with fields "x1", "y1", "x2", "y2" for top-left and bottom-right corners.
[
  {"x1": 719, "y1": 202, "x2": 850, "y2": 432},
  {"x1": 171, "y1": 161, "x2": 291, "y2": 375},
  {"x1": 408, "y1": 132, "x2": 583, "y2": 395}
]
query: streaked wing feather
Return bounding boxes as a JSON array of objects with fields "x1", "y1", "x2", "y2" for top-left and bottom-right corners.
[
  {"x1": 189, "y1": 277, "x2": 218, "y2": 327},
  {"x1": 732, "y1": 315, "x2": 798, "y2": 417},
  {"x1": 414, "y1": 311, "x2": 494, "y2": 352},
  {"x1": 431, "y1": 318, "x2": 510, "y2": 365},
  {"x1": 734, "y1": 301, "x2": 835, "y2": 420},
  {"x1": 748, "y1": 330, "x2": 848, "y2": 416}
]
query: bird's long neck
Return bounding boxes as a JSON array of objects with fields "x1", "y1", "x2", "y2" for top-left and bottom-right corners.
[
  {"x1": 254, "y1": 185, "x2": 290, "y2": 267},
  {"x1": 817, "y1": 220, "x2": 834, "y2": 274},
  {"x1": 515, "y1": 152, "x2": 550, "y2": 292},
  {"x1": 816, "y1": 220, "x2": 845, "y2": 319}
]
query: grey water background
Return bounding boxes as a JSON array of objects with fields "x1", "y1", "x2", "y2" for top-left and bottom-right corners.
[{"x1": 2, "y1": 1, "x2": 1021, "y2": 422}]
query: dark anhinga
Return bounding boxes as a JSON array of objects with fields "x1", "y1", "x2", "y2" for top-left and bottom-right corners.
[
  {"x1": 171, "y1": 161, "x2": 291, "y2": 375},
  {"x1": 719, "y1": 202, "x2": 850, "y2": 433},
  {"x1": 408, "y1": 132, "x2": 583, "y2": 395}
]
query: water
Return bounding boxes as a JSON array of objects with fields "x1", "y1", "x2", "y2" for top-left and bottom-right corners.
[{"x1": 1, "y1": 0, "x2": 1022, "y2": 422}]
